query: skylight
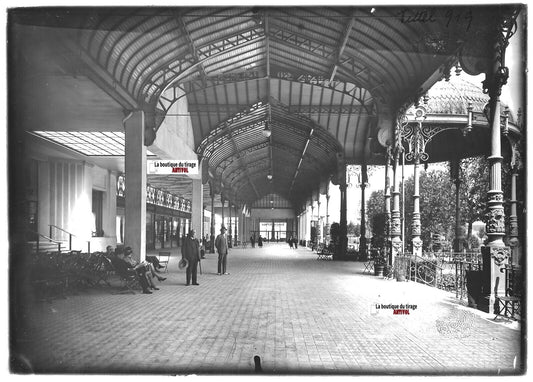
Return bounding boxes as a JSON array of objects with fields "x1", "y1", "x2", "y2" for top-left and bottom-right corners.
[{"x1": 30, "y1": 131, "x2": 156, "y2": 156}]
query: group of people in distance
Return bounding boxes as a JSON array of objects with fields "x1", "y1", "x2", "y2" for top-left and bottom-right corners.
[
  {"x1": 249, "y1": 235, "x2": 263, "y2": 248},
  {"x1": 107, "y1": 225, "x2": 232, "y2": 294}
]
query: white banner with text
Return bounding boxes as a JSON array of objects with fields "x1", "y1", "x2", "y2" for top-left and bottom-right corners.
[{"x1": 147, "y1": 160, "x2": 199, "y2": 175}]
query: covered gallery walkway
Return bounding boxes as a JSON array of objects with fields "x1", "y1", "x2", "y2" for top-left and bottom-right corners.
[
  {"x1": 14, "y1": 243, "x2": 521, "y2": 374},
  {"x1": 8, "y1": 5, "x2": 526, "y2": 376}
]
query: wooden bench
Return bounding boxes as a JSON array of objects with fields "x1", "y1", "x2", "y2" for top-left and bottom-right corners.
[{"x1": 317, "y1": 244, "x2": 334, "y2": 260}]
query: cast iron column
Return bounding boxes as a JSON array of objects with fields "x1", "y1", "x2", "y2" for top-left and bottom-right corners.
[
  {"x1": 316, "y1": 188, "x2": 322, "y2": 244},
  {"x1": 359, "y1": 163, "x2": 368, "y2": 256},
  {"x1": 408, "y1": 108, "x2": 426, "y2": 257},
  {"x1": 210, "y1": 186, "x2": 215, "y2": 253},
  {"x1": 480, "y1": 9, "x2": 519, "y2": 313},
  {"x1": 391, "y1": 110, "x2": 405, "y2": 256},
  {"x1": 339, "y1": 183, "x2": 347, "y2": 257},
  {"x1": 221, "y1": 196, "x2": 225, "y2": 230},
  {"x1": 234, "y1": 205, "x2": 238, "y2": 246},
  {"x1": 411, "y1": 153, "x2": 422, "y2": 256},
  {"x1": 450, "y1": 159, "x2": 463, "y2": 253},
  {"x1": 507, "y1": 135, "x2": 522, "y2": 265},
  {"x1": 228, "y1": 202, "x2": 232, "y2": 248},
  {"x1": 509, "y1": 171, "x2": 519, "y2": 263},
  {"x1": 325, "y1": 184, "x2": 330, "y2": 244},
  {"x1": 384, "y1": 147, "x2": 392, "y2": 265}
]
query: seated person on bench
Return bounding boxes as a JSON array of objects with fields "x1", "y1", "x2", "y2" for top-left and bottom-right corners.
[
  {"x1": 113, "y1": 248, "x2": 153, "y2": 294},
  {"x1": 123, "y1": 247, "x2": 166, "y2": 288}
]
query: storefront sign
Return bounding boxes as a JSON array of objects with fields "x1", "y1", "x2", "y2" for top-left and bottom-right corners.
[{"x1": 147, "y1": 160, "x2": 198, "y2": 175}]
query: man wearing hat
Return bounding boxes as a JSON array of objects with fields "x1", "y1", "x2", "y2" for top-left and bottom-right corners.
[
  {"x1": 215, "y1": 226, "x2": 229, "y2": 275},
  {"x1": 182, "y1": 229, "x2": 201, "y2": 286}
]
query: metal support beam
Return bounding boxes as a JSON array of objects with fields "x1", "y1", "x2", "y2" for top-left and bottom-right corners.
[
  {"x1": 330, "y1": 15, "x2": 355, "y2": 82},
  {"x1": 289, "y1": 127, "x2": 315, "y2": 194}
]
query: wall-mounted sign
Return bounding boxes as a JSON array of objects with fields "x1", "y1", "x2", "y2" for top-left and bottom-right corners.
[{"x1": 147, "y1": 160, "x2": 199, "y2": 175}]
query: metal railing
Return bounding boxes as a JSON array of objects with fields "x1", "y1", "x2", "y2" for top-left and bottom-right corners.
[
  {"x1": 393, "y1": 251, "x2": 483, "y2": 299},
  {"x1": 28, "y1": 230, "x2": 63, "y2": 254},
  {"x1": 49, "y1": 224, "x2": 91, "y2": 254}
]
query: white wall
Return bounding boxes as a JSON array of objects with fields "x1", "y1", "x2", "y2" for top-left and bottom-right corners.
[{"x1": 29, "y1": 140, "x2": 118, "y2": 252}]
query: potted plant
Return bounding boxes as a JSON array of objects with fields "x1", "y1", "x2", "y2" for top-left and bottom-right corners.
[{"x1": 374, "y1": 251, "x2": 387, "y2": 277}]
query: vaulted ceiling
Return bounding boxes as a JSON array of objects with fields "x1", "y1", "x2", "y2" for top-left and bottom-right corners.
[{"x1": 9, "y1": 6, "x2": 519, "y2": 208}]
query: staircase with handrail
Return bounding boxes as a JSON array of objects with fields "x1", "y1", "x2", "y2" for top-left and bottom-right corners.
[
  {"x1": 48, "y1": 225, "x2": 91, "y2": 254},
  {"x1": 27, "y1": 230, "x2": 64, "y2": 255},
  {"x1": 28, "y1": 226, "x2": 91, "y2": 255}
]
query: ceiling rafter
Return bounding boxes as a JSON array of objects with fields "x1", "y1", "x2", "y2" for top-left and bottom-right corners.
[
  {"x1": 117, "y1": 18, "x2": 180, "y2": 87},
  {"x1": 157, "y1": 72, "x2": 376, "y2": 124},
  {"x1": 289, "y1": 127, "x2": 315, "y2": 194},
  {"x1": 223, "y1": 116, "x2": 261, "y2": 199},
  {"x1": 197, "y1": 100, "x2": 268, "y2": 157},
  {"x1": 177, "y1": 16, "x2": 207, "y2": 85},
  {"x1": 139, "y1": 28, "x2": 266, "y2": 102},
  {"x1": 329, "y1": 12, "x2": 355, "y2": 82},
  {"x1": 268, "y1": 25, "x2": 336, "y2": 59},
  {"x1": 217, "y1": 141, "x2": 270, "y2": 169}
]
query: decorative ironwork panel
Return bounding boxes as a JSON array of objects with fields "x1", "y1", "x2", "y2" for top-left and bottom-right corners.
[
  {"x1": 155, "y1": 189, "x2": 165, "y2": 206},
  {"x1": 146, "y1": 185, "x2": 156, "y2": 205}
]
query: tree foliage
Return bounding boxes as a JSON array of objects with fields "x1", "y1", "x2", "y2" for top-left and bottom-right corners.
[
  {"x1": 347, "y1": 221, "x2": 361, "y2": 236},
  {"x1": 456, "y1": 157, "x2": 490, "y2": 239},
  {"x1": 403, "y1": 169, "x2": 455, "y2": 248},
  {"x1": 367, "y1": 190, "x2": 384, "y2": 225}
]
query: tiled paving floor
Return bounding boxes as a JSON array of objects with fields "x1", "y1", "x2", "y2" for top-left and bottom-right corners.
[{"x1": 12, "y1": 244, "x2": 523, "y2": 375}]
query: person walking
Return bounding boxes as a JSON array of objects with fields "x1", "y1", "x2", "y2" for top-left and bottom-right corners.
[
  {"x1": 215, "y1": 226, "x2": 229, "y2": 275},
  {"x1": 182, "y1": 229, "x2": 201, "y2": 286}
]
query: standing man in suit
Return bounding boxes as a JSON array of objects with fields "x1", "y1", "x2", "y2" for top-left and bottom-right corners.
[
  {"x1": 215, "y1": 226, "x2": 229, "y2": 275},
  {"x1": 182, "y1": 229, "x2": 201, "y2": 286}
]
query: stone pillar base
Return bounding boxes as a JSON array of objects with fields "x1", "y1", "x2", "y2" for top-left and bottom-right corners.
[{"x1": 480, "y1": 245, "x2": 511, "y2": 314}]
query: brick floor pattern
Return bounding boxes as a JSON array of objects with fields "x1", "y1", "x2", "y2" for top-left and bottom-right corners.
[{"x1": 13, "y1": 244, "x2": 523, "y2": 375}]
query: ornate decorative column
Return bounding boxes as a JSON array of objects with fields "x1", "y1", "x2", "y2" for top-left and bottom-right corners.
[
  {"x1": 210, "y1": 185, "x2": 215, "y2": 253},
  {"x1": 228, "y1": 202, "x2": 233, "y2": 248},
  {"x1": 220, "y1": 196, "x2": 225, "y2": 229},
  {"x1": 391, "y1": 110, "x2": 405, "y2": 256},
  {"x1": 403, "y1": 107, "x2": 427, "y2": 256},
  {"x1": 339, "y1": 184, "x2": 347, "y2": 258},
  {"x1": 234, "y1": 204, "x2": 238, "y2": 246},
  {"x1": 450, "y1": 159, "x2": 464, "y2": 253},
  {"x1": 384, "y1": 146, "x2": 392, "y2": 264},
  {"x1": 325, "y1": 182, "x2": 330, "y2": 244},
  {"x1": 316, "y1": 188, "x2": 322, "y2": 244},
  {"x1": 509, "y1": 170, "x2": 520, "y2": 264},
  {"x1": 506, "y1": 135, "x2": 522, "y2": 265},
  {"x1": 359, "y1": 163, "x2": 368, "y2": 256},
  {"x1": 480, "y1": 9, "x2": 519, "y2": 313}
]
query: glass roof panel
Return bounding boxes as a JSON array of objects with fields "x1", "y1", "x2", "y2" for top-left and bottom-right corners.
[{"x1": 30, "y1": 131, "x2": 156, "y2": 156}]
